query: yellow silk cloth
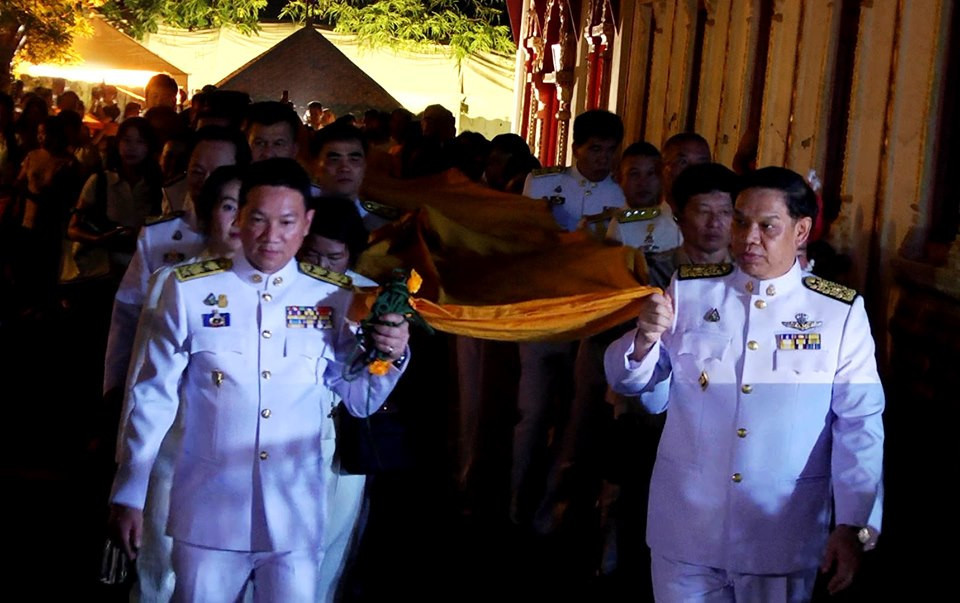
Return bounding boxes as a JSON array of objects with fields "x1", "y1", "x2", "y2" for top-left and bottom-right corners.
[{"x1": 349, "y1": 170, "x2": 659, "y2": 342}]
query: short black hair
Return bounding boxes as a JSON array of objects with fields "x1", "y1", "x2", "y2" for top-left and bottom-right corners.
[
  {"x1": 195, "y1": 164, "x2": 244, "y2": 233},
  {"x1": 310, "y1": 122, "x2": 368, "y2": 157},
  {"x1": 239, "y1": 157, "x2": 312, "y2": 212},
  {"x1": 490, "y1": 133, "x2": 531, "y2": 157},
  {"x1": 245, "y1": 101, "x2": 301, "y2": 141},
  {"x1": 622, "y1": 141, "x2": 661, "y2": 161},
  {"x1": 663, "y1": 132, "x2": 710, "y2": 155},
  {"x1": 307, "y1": 196, "x2": 369, "y2": 269},
  {"x1": 672, "y1": 162, "x2": 740, "y2": 214},
  {"x1": 738, "y1": 166, "x2": 818, "y2": 223},
  {"x1": 572, "y1": 110, "x2": 624, "y2": 147},
  {"x1": 191, "y1": 125, "x2": 252, "y2": 167}
]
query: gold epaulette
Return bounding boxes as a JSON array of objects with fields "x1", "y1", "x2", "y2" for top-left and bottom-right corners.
[
  {"x1": 174, "y1": 258, "x2": 232, "y2": 282},
  {"x1": 145, "y1": 211, "x2": 185, "y2": 227},
  {"x1": 677, "y1": 263, "x2": 734, "y2": 280},
  {"x1": 802, "y1": 276, "x2": 857, "y2": 304},
  {"x1": 618, "y1": 207, "x2": 661, "y2": 224},
  {"x1": 299, "y1": 262, "x2": 353, "y2": 289},
  {"x1": 360, "y1": 200, "x2": 404, "y2": 221},
  {"x1": 530, "y1": 166, "x2": 565, "y2": 177}
]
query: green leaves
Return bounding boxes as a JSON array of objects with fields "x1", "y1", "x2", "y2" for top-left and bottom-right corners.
[{"x1": 282, "y1": 0, "x2": 515, "y2": 61}]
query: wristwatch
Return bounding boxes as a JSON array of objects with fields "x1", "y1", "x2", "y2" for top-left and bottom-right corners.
[{"x1": 392, "y1": 349, "x2": 408, "y2": 369}]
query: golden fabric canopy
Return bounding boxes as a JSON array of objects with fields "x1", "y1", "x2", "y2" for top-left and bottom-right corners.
[{"x1": 349, "y1": 169, "x2": 658, "y2": 342}]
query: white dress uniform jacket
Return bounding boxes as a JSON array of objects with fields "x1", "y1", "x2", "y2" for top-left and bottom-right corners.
[
  {"x1": 111, "y1": 254, "x2": 405, "y2": 553},
  {"x1": 605, "y1": 201, "x2": 682, "y2": 253},
  {"x1": 103, "y1": 214, "x2": 205, "y2": 395},
  {"x1": 522, "y1": 166, "x2": 625, "y2": 231},
  {"x1": 604, "y1": 261, "x2": 884, "y2": 574}
]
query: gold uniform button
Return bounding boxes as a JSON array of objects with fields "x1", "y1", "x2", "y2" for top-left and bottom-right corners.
[
  {"x1": 741, "y1": 384, "x2": 753, "y2": 394},
  {"x1": 755, "y1": 299, "x2": 767, "y2": 309},
  {"x1": 273, "y1": 277, "x2": 283, "y2": 286},
  {"x1": 732, "y1": 472, "x2": 743, "y2": 483},
  {"x1": 747, "y1": 340, "x2": 759, "y2": 351},
  {"x1": 262, "y1": 330, "x2": 272, "y2": 339},
  {"x1": 766, "y1": 284, "x2": 776, "y2": 296},
  {"x1": 261, "y1": 409, "x2": 272, "y2": 418},
  {"x1": 252, "y1": 274, "x2": 263, "y2": 283},
  {"x1": 261, "y1": 370, "x2": 271, "y2": 379},
  {"x1": 737, "y1": 428, "x2": 748, "y2": 438},
  {"x1": 262, "y1": 293, "x2": 272, "y2": 302},
  {"x1": 259, "y1": 451, "x2": 268, "y2": 460}
]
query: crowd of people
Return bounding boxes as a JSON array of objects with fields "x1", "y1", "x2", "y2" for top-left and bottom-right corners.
[{"x1": 0, "y1": 72, "x2": 883, "y2": 603}]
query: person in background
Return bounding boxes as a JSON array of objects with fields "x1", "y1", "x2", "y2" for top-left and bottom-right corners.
[
  {"x1": 512, "y1": 110, "x2": 625, "y2": 529},
  {"x1": 67, "y1": 116, "x2": 163, "y2": 277},
  {"x1": 606, "y1": 142, "x2": 681, "y2": 254},
  {"x1": 245, "y1": 101, "x2": 301, "y2": 163},
  {"x1": 144, "y1": 73, "x2": 179, "y2": 111},
  {"x1": 659, "y1": 132, "x2": 711, "y2": 213}
]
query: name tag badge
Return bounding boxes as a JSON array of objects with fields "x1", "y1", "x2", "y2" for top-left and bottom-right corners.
[
  {"x1": 202, "y1": 311, "x2": 230, "y2": 328},
  {"x1": 776, "y1": 332, "x2": 821, "y2": 350}
]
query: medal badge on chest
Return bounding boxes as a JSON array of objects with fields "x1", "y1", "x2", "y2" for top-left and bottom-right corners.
[
  {"x1": 286, "y1": 305, "x2": 334, "y2": 329},
  {"x1": 776, "y1": 313, "x2": 822, "y2": 350},
  {"x1": 202, "y1": 293, "x2": 229, "y2": 327}
]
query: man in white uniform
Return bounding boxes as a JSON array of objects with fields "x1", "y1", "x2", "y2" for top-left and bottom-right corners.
[
  {"x1": 604, "y1": 167, "x2": 883, "y2": 601},
  {"x1": 109, "y1": 158, "x2": 411, "y2": 602},
  {"x1": 605, "y1": 141, "x2": 681, "y2": 253},
  {"x1": 522, "y1": 109, "x2": 625, "y2": 234}
]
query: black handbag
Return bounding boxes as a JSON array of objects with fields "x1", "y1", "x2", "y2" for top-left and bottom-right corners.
[{"x1": 335, "y1": 401, "x2": 413, "y2": 474}]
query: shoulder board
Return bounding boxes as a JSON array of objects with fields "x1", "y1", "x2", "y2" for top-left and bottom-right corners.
[
  {"x1": 802, "y1": 276, "x2": 857, "y2": 304},
  {"x1": 174, "y1": 257, "x2": 232, "y2": 282},
  {"x1": 618, "y1": 207, "x2": 661, "y2": 223},
  {"x1": 360, "y1": 200, "x2": 404, "y2": 220},
  {"x1": 299, "y1": 262, "x2": 353, "y2": 289},
  {"x1": 145, "y1": 211, "x2": 186, "y2": 227},
  {"x1": 530, "y1": 166, "x2": 565, "y2": 177},
  {"x1": 677, "y1": 263, "x2": 734, "y2": 280}
]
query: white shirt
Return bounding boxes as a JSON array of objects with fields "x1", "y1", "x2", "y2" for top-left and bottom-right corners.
[
  {"x1": 522, "y1": 165, "x2": 626, "y2": 232},
  {"x1": 604, "y1": 261, "x2": 884, "y2": 573}
]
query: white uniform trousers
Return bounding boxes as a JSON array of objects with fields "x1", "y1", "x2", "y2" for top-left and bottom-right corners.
[
  {"x1": 652, "y1": 554, "x2": 817, "y2": 603},
  {"x1": 171, "y1": 542, "x2": 319, "y2": 603}
]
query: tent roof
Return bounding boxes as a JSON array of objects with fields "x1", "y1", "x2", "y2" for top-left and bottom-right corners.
[
  {"x1": 216, "y1": 26, "x2": 400, "y2": 117},
  {"x1": 71, "y1": 17, "x2": 188, "y2": 88}
]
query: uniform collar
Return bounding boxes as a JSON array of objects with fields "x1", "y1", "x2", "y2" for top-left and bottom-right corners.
[
  {"x1": 731, "y1": 259, "x2": 803, "y2": 298},
  {"x1": 232, "y1": 253, "x2": 301, "y2": 291},
  {"x1": 569, "y1": 165, "x2": 610, "y2": 188}
]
